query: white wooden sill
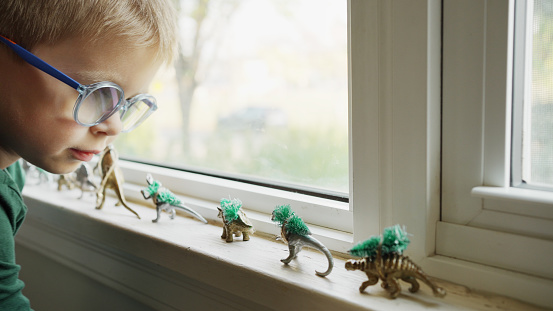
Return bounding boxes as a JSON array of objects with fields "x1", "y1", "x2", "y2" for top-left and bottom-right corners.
[
  {"x1": 472, "y1": 186, "x2": 553, "y2": 209},
  {"x1": 16, "y1": 186, "x2": 544, "y2": 311}
]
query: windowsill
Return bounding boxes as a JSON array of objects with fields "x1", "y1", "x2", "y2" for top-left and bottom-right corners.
[
  {"x1": 472, "y1": 186, "x2": 553, "y2": 206},
  {"x1": 16, "y1": 185, "x2": 544, "y2": 311}
]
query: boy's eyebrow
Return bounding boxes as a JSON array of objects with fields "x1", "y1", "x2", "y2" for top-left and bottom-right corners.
[{"x1": 77, "y1": 70, "x2": 122, "y2": 84}]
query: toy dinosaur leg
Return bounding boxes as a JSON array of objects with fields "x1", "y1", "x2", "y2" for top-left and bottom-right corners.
[
  {"x1": 96, "y1": 189, "x2": 106, "y2": 209},
  {"x1": 384, "y1": 276, "x2": 401, "y2": 299},
  {"x1": 225, "y1": 230, "x2": 234, "y2": 242},
  {"x1": 170, "y1": 208, "x2": 176, "y2": 219},
  {"x1": 221, "y1": 226, "x2": 228, "y2": 239},
  {"x1": 359, "y1": 272, "x2": 379, "y2": 292},
  {"x1": 234, "y1": 231, "x2": 242, "y2": 237},
  {"x1": 401, "y1": 276, "x2": 420, "y2": 293},
  {"x1": 281, "y1": 244, "x2": 300, "y2": 264},
  {"x1": 242, "y1": 231, "x2": 250, "y2": 241},
  {"x1": 152, "y1": 206, "x2": 162, "y2": 223}
]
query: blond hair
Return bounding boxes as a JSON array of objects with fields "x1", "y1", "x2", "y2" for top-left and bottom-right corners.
[{"x1": 0, "y1": 0, "x2": 177, "y2": 64}]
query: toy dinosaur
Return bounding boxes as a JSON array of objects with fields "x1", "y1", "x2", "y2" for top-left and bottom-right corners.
[
  {"x1": 217, "y1": 198, "x2": 254, "y2": 242},
  {"x1": 57, "y1": 174, "x2": 76, "y2": 191},
  {"x1": 21, "y1": 160, "x2": 52, "y2": 185},
  {"x1": 141, "y1": 174, "x2": 208, "y2": 224},
  {"x1": 271, "y1": 204, "x2": 333, "y2": 277},
  {"x1": 74, "y1": 163, "x2": 97, "y2": 199},
  {"x1": 95, "y1": 145, "x2": 140, "y2": 219},
  {"x1": 345, "y1": 225, "x2": 446, "y2": 299}
]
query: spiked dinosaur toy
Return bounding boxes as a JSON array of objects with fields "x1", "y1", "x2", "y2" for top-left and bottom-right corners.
[
  {"x1": 217, "y1": 198, "x2": 254, "y2": 242},
  {"x1": 345, "y1": 225, "x2": 446, "y2": 299},
  {"x1": 141, "y1": 174, "x2": 208, "y2": 224},
  {"x1": 95, "y1": 145, "x2": 140, "y2": 219},
  {"x1": 271, "y1": 204, "x2": 333, "y2": 277}
]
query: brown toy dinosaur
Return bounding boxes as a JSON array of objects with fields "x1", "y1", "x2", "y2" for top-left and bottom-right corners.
[{"x1": 95, "y1": 145, "x2": 140, "y2": 219}]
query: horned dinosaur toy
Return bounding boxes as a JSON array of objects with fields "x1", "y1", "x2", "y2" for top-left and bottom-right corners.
[
  {"x1": 141, "y1": 174, "x2": 208, "y2": 224},
  {"x1": 95, "y1": 145, "x2": 141, "y2": 219},
  {"x1": 271, "y1": 204, "x2": 333, "y2": 277},
  {"x1": 345, "y1": 225, "x2": 446, "y2": 299},
  {"x1": 217, "y1": 198, "x2": 254, "y2": 242}
]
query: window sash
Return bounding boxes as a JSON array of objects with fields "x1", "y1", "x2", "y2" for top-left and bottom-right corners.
[{"x1": 441, "y1": 0, "x2": 553, "y2": 280}]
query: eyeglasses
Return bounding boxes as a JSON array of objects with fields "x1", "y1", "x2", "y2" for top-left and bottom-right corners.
[{"x1": 0, "y1": 35, "x2": 157, "y2": 132}]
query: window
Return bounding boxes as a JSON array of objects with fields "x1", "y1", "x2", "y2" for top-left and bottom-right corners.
[
  {"x1": 114, "y1": 0, "x2": 353, "y2": 242},
  {"x1": 512, "y1": 0, "x2": 553, "y2": 191},
  {"x1": 115, "y1": 0, "x2": 349, "y2": 197},
  {"x1": 112, "y1": 0, "x2": 443, "y2": 256},
  {"x1": 440, "y1": 0, "x2": 553, "y2": 305}
]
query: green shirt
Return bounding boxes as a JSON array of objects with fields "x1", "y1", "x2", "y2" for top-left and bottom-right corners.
[{"x1": 0, "y1": 163, "x2": 32, "y2": 310}]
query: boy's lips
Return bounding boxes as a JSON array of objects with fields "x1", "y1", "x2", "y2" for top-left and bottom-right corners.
[{"x1": 70, "y1": 148, "x2": 100, "y2": 162}]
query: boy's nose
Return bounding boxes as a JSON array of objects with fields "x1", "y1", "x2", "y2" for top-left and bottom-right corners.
[{"x1": 90, "y1": 112, "x2": 123, "y2": 136}]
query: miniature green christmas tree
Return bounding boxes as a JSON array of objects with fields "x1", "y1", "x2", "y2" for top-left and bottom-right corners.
[
  {"x1": 381, "y1": 224, "x2": 410, "y2": 255},
  {"x1": 271, "y1": 204, "x2": 294, "y2": 227},
  {"x1": 142, "y1": 179, "x2": 182, "y2": 205},
  {"x1": 349, "y1": 224, "x2": 410, "y2": 258},
  {"x1": 143, "y1": 179, "x2": 161, "y2": 197},
  {"x1": 285, "y1": 214, "x2": 311, "y2": 236},
  {"x1": 349, "y1": 236, "x2": 381, "y2": 257},
  {"x1": 220, "y1": 198, "x2": 242, "y2": 223},
  {"x1": 271, "y1": 204, "x2": 311, "y2": 236}
]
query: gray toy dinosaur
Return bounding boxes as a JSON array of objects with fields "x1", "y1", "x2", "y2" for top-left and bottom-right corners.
[
  {"x1": 141, "y1": 174, "x2": 208, "y2": 224},
  {"x1": 271, "y1": 204, "x2": 334, "y2": 277}
]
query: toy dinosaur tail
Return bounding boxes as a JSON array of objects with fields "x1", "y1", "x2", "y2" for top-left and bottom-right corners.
[
  {"x1": 175, "y1": 203, "x2": 208, "y2": 224},
  {"x1": 302, "y1": 235, "x2": 334, "y2": 277}
]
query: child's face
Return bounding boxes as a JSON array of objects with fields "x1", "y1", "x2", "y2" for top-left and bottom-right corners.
[{"x1": 0, "y1": 36, "x2": 160, "y2": 174}]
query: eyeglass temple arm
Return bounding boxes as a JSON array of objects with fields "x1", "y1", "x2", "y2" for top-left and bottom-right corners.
[{"x1": 0, "y1": 36, "x2": 81, "y2": 90}]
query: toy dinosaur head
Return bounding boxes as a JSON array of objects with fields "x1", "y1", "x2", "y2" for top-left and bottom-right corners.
[
  {"x1": 271, "y1": 204, "x2": 294, "y2": 226},
  {"x1": 219, "y1": 198, "x2": 242, "y2": 222},
  {"x1": 142, "y1": 174, "x2": 161, "y2": 198}
]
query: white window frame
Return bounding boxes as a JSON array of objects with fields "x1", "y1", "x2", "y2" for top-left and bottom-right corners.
[{"x1": 439, "y1": 0, "x2": 553, "y2": 306}]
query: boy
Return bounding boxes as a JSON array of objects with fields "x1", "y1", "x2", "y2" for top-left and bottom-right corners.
[{"x1": 0, "y1": 0, "x2": 177, "y2": 309}]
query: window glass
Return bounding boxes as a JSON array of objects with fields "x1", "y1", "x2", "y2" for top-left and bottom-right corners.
[
  {"x1": 514, "y1": 0, "x2": 553, "y2": 190},
  {"x1": 115, "y1": 0, "x2": 349, "y2": 196}
]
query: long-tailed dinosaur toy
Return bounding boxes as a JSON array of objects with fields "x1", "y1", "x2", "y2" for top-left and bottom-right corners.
[
  {"x1": 95, "y1": 145, "x2": 140, "y2": 219},
  {"x1": 141, "y1": 174, "x2": 207, "y2": 224},
  {"x1": 271, "y1": 204, "x2": 334, "y2": 277}
]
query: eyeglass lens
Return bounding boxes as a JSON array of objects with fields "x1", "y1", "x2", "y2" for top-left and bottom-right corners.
[
  {"x1": 121, "y1": 99, "x2": 154, "y2": 131},
  {"x1": 77, "y1": 86, "x2": 122, "y2": 125}
]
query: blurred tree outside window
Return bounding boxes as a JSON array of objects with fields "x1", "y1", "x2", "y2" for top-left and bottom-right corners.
[{"x1": 115, "y1": 0, "x2": 349, "y2": 196}]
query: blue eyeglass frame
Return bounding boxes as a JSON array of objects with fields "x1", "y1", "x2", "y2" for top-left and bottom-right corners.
[{"x1": 0, "y1": 35, "x2": 157, "y2": 131}]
